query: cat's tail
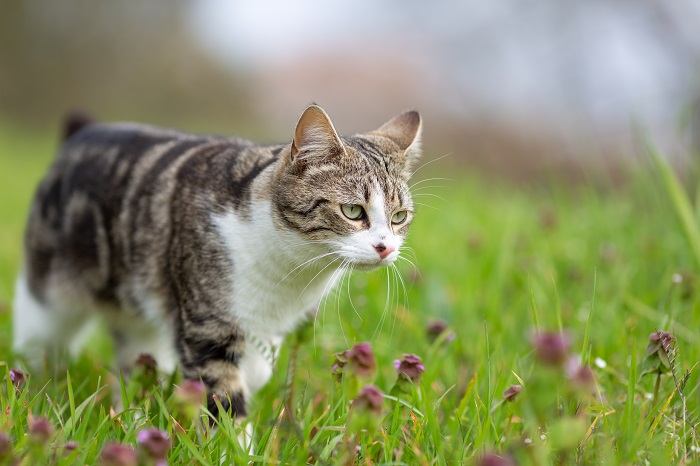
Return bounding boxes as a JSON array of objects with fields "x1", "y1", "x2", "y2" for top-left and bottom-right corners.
[{"x1": 62, "y1": 109, "x2": 95, "y2": 141}]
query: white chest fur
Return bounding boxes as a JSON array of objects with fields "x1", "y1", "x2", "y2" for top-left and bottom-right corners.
[{"x1": 212, "y1": 202, "x2": 340, "y2": 393}]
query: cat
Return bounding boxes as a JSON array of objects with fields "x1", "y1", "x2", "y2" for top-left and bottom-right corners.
[{"x1": 13, "y1": 104, "x2": 421, "y2": 419}]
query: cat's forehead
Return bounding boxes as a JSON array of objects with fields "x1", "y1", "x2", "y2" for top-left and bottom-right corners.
[
  {"x1": 336, "y1": 136, "x2": 404, "y2": 181},
  {"x1": 342, "y1": 136, "x2": 404, "y2": 170},
  {"x1": 321, "y1": 136, "x2": 409, "y2": 198}
]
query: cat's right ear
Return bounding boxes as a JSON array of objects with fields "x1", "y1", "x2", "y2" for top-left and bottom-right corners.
[
  {"x1": 370, "y1": 110, "x2": 422, "y2": 175},
  {"x1": 290, "y1": 105, "x2": 345, "y2": 160}
]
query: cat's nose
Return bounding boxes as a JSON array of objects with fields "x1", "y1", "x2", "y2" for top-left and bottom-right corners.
[{"x1": 373, "y1": 243, "x2": 395, "y2": 260}]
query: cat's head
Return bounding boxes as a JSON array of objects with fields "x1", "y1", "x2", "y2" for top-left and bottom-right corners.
[{"x1": 272, "y1": 105, "x2": 421, "y2": 270}]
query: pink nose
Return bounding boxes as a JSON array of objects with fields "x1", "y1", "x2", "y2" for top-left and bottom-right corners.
[{"x1": 373, "y1": 243, "x2": 395, "y2": 259}]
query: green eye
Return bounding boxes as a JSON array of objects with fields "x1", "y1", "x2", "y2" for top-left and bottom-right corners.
[
  {"x1": 391, "y1": 210, "x2": 408, "y2": 225},
  {"x1": 341, "y1": 204, "x2": 364, "y2": 220}
]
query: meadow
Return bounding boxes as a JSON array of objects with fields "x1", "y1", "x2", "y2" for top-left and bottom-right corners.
[{"x1": 1, "y1": 123, "x2": 699, "y2": 465}]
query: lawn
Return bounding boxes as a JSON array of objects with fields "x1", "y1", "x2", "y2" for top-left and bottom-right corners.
[{"x1": 0, "y1": 123, "x2": 699, "y2": 465}]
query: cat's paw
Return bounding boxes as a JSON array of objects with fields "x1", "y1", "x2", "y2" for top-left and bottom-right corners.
[{"x1": 207, "y1": 390, "x2": 247, "y2": 419}]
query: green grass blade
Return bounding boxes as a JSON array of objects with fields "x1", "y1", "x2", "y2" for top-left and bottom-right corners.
[
  {"x1": 649, "y1": 144, "x2": 700, "y2": 267},
  {"x1": 63, "y1": 385, "x2": 104, "y2": 437},
  {"x1": 581, "y1": 269, "x2": 597, "y2": 364}
]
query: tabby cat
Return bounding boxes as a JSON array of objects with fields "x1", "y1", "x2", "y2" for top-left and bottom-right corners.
[{"x1": 13, "y1": 105, "x2": 421, "y2": 419}]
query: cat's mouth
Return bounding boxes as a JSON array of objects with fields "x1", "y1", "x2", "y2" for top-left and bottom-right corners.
[{"x1": 332, "y1": 245, "x2": 400, "y2": 271}]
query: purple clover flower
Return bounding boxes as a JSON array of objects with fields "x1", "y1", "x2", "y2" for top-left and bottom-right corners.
[
  {"x1": 175, "y1": 379, "x2": 206, "y2": 405},
  {"x1": 28, "y1": 416, "x2": 53, "y2": 443},
  {"x1": 0, "y1": 432, "x2": 10, "y2": 458},
  {"x1": 63, "y1": 440, "x2": 79, "y2": 455},
  {"x1": 531, "y1": 331, "x2": 571, "y2": 365},
  {"x1": 137, "y1": 428, "x2": 171, "y2": 460},
  {"x1": 9, "y1": 369, "x2": 26, "y2": 389},
  {"x1": 100, "y1": 442, "x2": 137, "y2": 466},
  {"x1": 352, "y1": 385, "x2": 384, "y2": 414},
  {"x1": 426, "y1": 320, "x2": 455, "y2": 342},
  {"x1": 394, "y1": 354, "x2": 425, "y2": 382},
  {"x1": 648, "y1": 330, "x2": 674, "y2": 354},
  {"x1": 503, "y1": 384, "x2": 523, "y2": 402},
  {"x1": 346, "y1": 342, "x2": 376, "y2": 378},
  {"x1": 565, "y1": 357, "x2": 596, "y2": 388},
  {"x1": 477, "y1": 452, "x2": 516, "y2": 466}
]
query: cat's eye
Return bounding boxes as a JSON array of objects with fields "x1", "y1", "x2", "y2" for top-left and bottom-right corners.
[
  {"x1": 341, "y1": 204, "x2": 365, "y2": 220},
  {"x1": 391, "y1": 210, "x2": 408, "y2": 225}
]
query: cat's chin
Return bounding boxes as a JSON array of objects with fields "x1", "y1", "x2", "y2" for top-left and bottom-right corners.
[{"x1": 351, "y1": 259, "x2": 394, "y2": 271}]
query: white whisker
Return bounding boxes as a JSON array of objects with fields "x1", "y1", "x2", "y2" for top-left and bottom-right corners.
[
  {"x1": 275, "y1": 250, "x2": 340, "y2": 286},
  {"x1": 398, "y1": 245, "x2": 419, "y2": 262},
  {"x1": 413, "y1": 202, "x2": 440, "y2": 211},
  {"x1": 409, "y1": 177, "x2": 451, "y2": 189},
  {"x1": 413, "y1": 192, "x2": 446, "y2": 201},
  {"x1": 392, "y1": 263, "x2": 408, "y2": 310},
  {"x1": 300, "y1": 255, "x2": 343, "y2": 298},
  {"x1": 317, "y1": 258, "x2": 350, "y2": 345},
  {"x1": 411, "y1": 185, "x2": 448, "y2": 193},
  {"x1": 334, "y1": 263, "x2": 351, "y2": 345},
  {"x1": 410, "y1": 152, "x2": 452, "y2": 178},
  {"x1": 397, "y1": 254, "x2": 419, "y2": 272},
  {"x1": 345, "y1": 264, "x2": 361, "y2": 320},
  {"x1": 313, "y1": 257, "x2": 348, "y2": 349},
  {"x1": 373, "y1": 266, "x2": 392, "y2": 340}
]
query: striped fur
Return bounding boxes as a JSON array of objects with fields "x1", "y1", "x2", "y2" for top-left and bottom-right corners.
[{"x1": 13, "y1": 105, "x2": 422, "y2": 420}]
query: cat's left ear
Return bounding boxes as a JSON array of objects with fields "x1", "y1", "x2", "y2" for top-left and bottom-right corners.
[{"x1": 371, "y1": 110, "x2": 422, "y2": 172}]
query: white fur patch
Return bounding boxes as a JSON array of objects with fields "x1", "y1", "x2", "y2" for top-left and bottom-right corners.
[
  {"x1": 13, "y1": 274, "x2": 53, "y2": 364},
  {"x1": 12, "y1": 274, "x2": 92, "y2": 367},
  {"x1": 212, "y1": 201, "x2": 342, "y2": 394}
]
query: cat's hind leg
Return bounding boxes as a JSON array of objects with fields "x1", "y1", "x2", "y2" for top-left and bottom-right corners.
[{"x1": 12, "y1": 273, "x2": 89, "y2": 370}]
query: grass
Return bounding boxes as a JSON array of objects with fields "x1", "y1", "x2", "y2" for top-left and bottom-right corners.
[{"x1": 0, "y1": 123, "x2": 699, "y2": 464}]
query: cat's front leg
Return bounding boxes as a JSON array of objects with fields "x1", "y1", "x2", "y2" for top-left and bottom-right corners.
[{"x1": 177, "y1": 320, "x2": 248, "y2": 419}]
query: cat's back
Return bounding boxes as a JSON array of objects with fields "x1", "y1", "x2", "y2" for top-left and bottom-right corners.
[
  {"x1": 50, "y1": 121, "x2": 245, "y2": 194},
  {"x1": 30, "y1": 119, "x2": 258, "y2": 229},
  {"x1": 22, "y1": 119, "x2": 256, "y2": 301}
]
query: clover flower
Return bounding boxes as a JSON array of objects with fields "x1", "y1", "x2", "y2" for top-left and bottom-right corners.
[
  {"x1": 137, "y1": 428, "x2": 171, "y2": 462},
  {"x1": 503, "y1": 384, "x2": 523, "y2": 402},
  {"x1": 0, "y1": 432, "x2": 11, "y2": 459},
  {"x1": 63, "y1": 440, "x2": 79, "y2": 455},
  {"x1": 28, "y1": 416, "x2": 53, "y2": 443},
  {"x1": 426, "y1": 319, "x2": 455, "y2": 342},
  {"x1": 134, "y1": 353, "x2": 159, "y2": 389},
  {"x1": 175, "y1": 379, "x2": 206, "y2": 406},
  {"x1": 9, "y1": 369, "x2": 26, "y2": 390},
  {"x1": 477, "y1": 452, "x2": 516, "y2": 466},
  {"x1": 643, "y1": 330, "x2": 676, "y2": 376},
  {"x1": 394, "y1": 354, "x2": 425, "y2": 382},
  {"x1": 348, "y1": 342, "x2": 376, "y2": 377},
  {"x1": 100, "y1": 442, "x2": 137, "y2": 466},
  {"x1": 648, "y1": 331, "x2": 674, "y2": 354},
  {"x1": 565, "y1": 357, "x2": 595, "y2": 388},
  {"x1": 352, "y1": 385, "x2": 384, "y2": 415},
  {"x1": 531, "y1": 331, "x2": 571, "y2": 366}
]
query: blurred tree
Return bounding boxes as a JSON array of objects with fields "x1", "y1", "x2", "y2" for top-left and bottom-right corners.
[{"x1": 0, "y1": 0, "x2": 254, "y2": 132}]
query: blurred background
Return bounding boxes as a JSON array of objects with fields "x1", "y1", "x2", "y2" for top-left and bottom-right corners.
[
  {"x1": 4, "y1": 3, "x2": 700, "y2": 463},
  {"x1": 2, "y1": 0, "x2": 700, "y2": 179}
]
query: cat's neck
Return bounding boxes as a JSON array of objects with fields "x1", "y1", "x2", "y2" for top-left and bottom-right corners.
[{"x1": 212, "y1": 199, "x2": 341, "y2": 336}]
